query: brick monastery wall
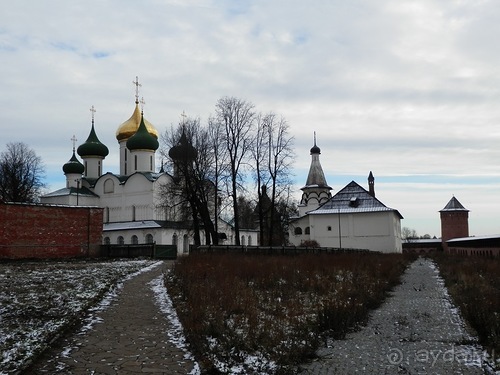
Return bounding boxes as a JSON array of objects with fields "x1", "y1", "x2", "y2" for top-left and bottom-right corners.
[
  {"x1": 447, "y1": 246, "x2": 500, "y2": 257},
  {"x1": 0, "y1": 202, "x2": 103, "y2": 259}
]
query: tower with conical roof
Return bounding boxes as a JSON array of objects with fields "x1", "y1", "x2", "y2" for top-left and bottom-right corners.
[
  {"x1": 440, "y1": 196, "x2": 469, "y2": 247},
  {"x1": 77, "y1": 106, "x2": 109, "y2": 179},
  {"x1": 299, "y1": 133, "x2": 332, "y2": 216},
  {"x1": 63, "y1": 135, "x2": 85, "y2": 188},
  {"x1": 116, "y1": 77, "x2": 159, "y2": 175}
]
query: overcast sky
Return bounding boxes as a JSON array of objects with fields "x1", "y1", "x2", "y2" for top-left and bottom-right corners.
[{"x1": 2, "y1": 0, "x2": 499, "y2": 237}]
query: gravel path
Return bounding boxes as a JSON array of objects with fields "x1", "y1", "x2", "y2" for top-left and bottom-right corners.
[{"x1": 299, "y1": 258, "x2": 491, "y2": 374}]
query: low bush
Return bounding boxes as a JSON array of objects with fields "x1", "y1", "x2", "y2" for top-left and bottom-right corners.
[{"x1": 166, "y1": 252, "x2": 413, "y2": 374}]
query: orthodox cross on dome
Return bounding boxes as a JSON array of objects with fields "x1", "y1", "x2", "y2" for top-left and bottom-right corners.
[
  {"x1": 313, "y1": 131, "x2": 317, "y2": 145},
  {"x1": 90, "y1": 105, "x2": 96, "y2": 124},
  {"x1": 181, "y1": 110, "x2": 187, "y2": 125},
  {"x1": 140, "y1": 97, "x2": 146, "y2": 113},
  {"x1": 132, "y1": 76, "x2": 142, "y2": 104},
  {"x1": 70, "y1": 135, "x2": 77, "y2": 152}
]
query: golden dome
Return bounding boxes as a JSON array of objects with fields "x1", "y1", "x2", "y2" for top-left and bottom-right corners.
[{"x1": 116, "y1": 102, "x2": 159, "y2": 141}]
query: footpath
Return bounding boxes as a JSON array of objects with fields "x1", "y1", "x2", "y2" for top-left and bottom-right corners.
[
  {"x1": 26, "y1": 261, "x2": 199, "y2": 375},
  {"x1": 299, "y1": 258, "x2": 492, "y2": 374}
]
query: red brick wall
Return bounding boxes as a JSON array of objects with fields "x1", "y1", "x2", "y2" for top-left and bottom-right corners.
[
  {"x1": 0, "y1": 203, "x2": 103, "y2": 259},
  {"x1": 440, "y1": 211, "x2": 469, "y2": 250},
  {"x1": 448, "y1": 246, "x2": 500, "y2": 257}
]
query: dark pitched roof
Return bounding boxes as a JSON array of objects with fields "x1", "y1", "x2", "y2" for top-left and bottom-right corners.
[
  {"x1": 310, "y1": 180, "x2": 403, "y2": 218},
  {"x1": 440, "y1": 196, "x2": 468, "y2": 212}
]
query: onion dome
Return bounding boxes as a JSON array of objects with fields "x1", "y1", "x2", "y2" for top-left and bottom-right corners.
[
  {"x1": 126, "y1": 114, "x2": 159, "y2": 151},
  {"x1": 310, "y1": 133, "x2": 321, "y2": 154},
  {"x1": 116, "y1": 102, "x2": 158, "y2": 141},
  {"x1": 63, "y1": 150, "x2": 85, "y2": 175},
  {"x1": 168, "y1": 130, "x2": 197, "y2": 161},
  {"x1": 77, "y1": 124, "x2": 109, "y2": 158}
]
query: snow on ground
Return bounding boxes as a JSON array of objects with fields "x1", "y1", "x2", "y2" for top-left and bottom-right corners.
[
  {"x1": 149, "y1": 273, "x2": 201, "y2": 375},
  {"x1": 0, "y1": 259, "x2": 157, "y2": 374}
]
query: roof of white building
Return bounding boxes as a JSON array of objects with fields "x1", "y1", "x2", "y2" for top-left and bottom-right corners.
[
  {"x1": 309, "y1": 181, "x2": 403, "y2": 218},
  {"x1": 103, "y1": 220, "x2": 192, "y2": 232},
  {"x1": 42, "y1": 186, "x2": 98, "y2": 198},
  {"x1": 447, "y1": 234, "x2": 500, "y2": 243}
]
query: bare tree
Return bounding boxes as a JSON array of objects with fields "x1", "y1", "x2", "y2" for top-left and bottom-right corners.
[
  {"x1": 248, "y1": 112, "x2": 295, "y2": 245},
  {"x1": 266, "y1": 113, "x2": 294, "y2": 245},
  {"x1": 250, "y1": 113, "x2": 270, "y2": 243},
  {"x1": 402, "y1": 227, "x2": 419, "y2": 243},
  {"x1": 0, "y1": 142, "x2": 46, "y2": 203},
  {"x1": 215, "y1": 96, "x2": 255, "y2": 245},
  {"x1": 160, "y1": 118, "x2": 221, "y2": 245},
  {"x1": 207, "y1": 115, "x2": 230, "y2": 238}
]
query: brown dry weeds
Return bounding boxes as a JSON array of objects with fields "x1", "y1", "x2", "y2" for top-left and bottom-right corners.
[
  {"x1": 431, "y1": 254, "x2": 500, "y2": 358},
  {"x1": 166, "y1": 252, "x2": 414, "y2": 374}
]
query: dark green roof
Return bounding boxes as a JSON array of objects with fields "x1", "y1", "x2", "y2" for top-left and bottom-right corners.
[
  {"x1": 126, "y1": 114, "x2": 159, "y2": 151},
  {"x1": 77, "y1": 124, "x2": 109, "y2": 158},
  {"x1": 168, "y1": 130, "x2": 197, "y2": 161},
  {"x1": 62, "y1": 151, "x2": 85, "y2": 175}
]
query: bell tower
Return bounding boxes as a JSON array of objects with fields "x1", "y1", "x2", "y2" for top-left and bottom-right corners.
[{"x1": 298, "y1": 133, "x2": 332, "y2": 216}]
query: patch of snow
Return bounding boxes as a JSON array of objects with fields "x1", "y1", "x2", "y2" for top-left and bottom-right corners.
[{"x1": 148, "y1": 274, "x2": 201, "y2": 375}]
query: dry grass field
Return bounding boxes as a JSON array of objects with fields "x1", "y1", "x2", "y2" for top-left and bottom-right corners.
[{"x1": 166, "y1": 252, "x2": 414, "y2": 374}]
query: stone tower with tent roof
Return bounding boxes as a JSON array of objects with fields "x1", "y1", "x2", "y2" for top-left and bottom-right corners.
[
  {"x1": 298, "y1": 132, "x2": 332, "y2": 216},
  {"x1": 440, "y1": 196, "x2": 469, "y2": 248}
]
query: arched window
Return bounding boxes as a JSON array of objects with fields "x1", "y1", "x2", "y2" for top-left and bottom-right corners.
[
  {"x1": 305, "y1": 227, "x2": 310, "y2": 235},
  {"x1": 117, "y1": 236, "x2": 124, "y2": 245},
  {"x1": 248, "y1": 236, "x2": 252, "y2": 246},
  {"x1": 172, "y1": 233, "x2": 178, "y2": 246},
  {"x1": 146, "y1": 233, "x2": 154, "y2": 244},
  {"x1": 104, "y1": 178, "x2": 114, "y2": 193},
  {"x1": 294, "y1": 227, "x2": 303, "y2": 235},
  {"x1": 241, "y1": 236, "x2": 245, "y2": 246},
  {"x1": 103, "y1": 237, "x2": 110, "y2": 245},
  {"x1": 131, "y1": 235, "x2": 138, "y2": 244}
]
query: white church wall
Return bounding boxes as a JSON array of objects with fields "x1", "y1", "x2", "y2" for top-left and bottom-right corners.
[
  {"x1": 312, "y1": 211, "x2": 401, "y2": 253},
  {"x1": 290, "y1": 211, "x2": 402, "y2": 253}
]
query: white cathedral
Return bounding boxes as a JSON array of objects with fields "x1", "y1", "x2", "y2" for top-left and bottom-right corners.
[
  {"x1": 41, "y1": 79, "x2": 258, "y2": 253},
  {"x1": 288, "y1": 138, "x2": 403, "y2": 253}
]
